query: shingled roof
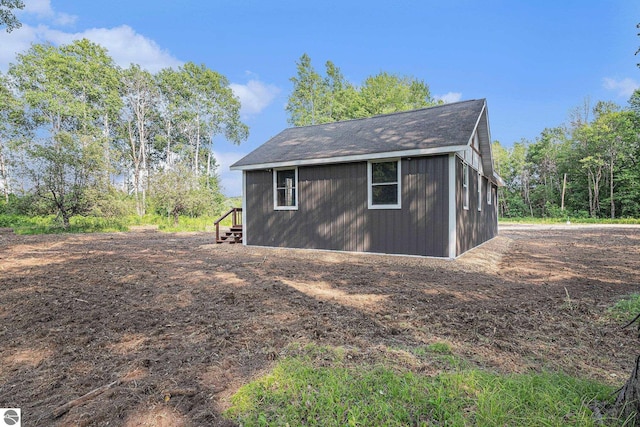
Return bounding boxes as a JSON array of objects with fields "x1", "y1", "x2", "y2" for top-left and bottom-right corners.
[{"x1": 231, "y1": 99, "x2": 493, "y2": 177}]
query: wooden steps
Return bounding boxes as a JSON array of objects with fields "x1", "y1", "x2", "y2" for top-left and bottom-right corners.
[
  {"x1": 214, "y1": 207, "x2": 243, "y2": 244},
  {"x1": 216, "y1": 225, "x2": 243, "y2": 244}
]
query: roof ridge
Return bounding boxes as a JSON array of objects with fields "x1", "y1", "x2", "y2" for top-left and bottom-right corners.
[{"x1": 287, "y1": 99, "x2": 484, "y2": 130}]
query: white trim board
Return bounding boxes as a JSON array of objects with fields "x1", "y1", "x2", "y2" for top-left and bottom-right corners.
[
  {"x1": 242, "y1": 171, "x2": 247, "y2": 246},
  {"x1": 448, "y1": 154, "x2": 457, "y2": 259},
  {"x1": 367, "y1": 159, "x2": 402, "y2": 210},
  {"x1": 230, "y1": 145, "x2": 468, "y2": 171}
]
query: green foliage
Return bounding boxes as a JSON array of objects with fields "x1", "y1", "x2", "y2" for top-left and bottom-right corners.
[
  {"x1": 0, "y1": 214, "x2": 128, "y2": 234},
  {"x1": 493, "y1": 97, "x2": 640, "y2": 220},
  {"x1": 286, "y1": 54, "x2": 437, "y2": 127},
  {"x1": 136, "y1": 214, "x2": 220, "y2": 232},
  {"x1": 27, "y1": 131, "x2": 107, "y2": 227},
  {"x1": 608, "y1": 293, "x2": 640, "y2": 321},
  {"x1": 87, "y1": 186, "x2": 138, "y2": 218},
  {"x1": 0, "y1": 211, "x2": 232, "y2": 234},
  {"x1": 225, "y1": 345, "x2": 615, "y2": 426},
  {"x1": 150, "y1": 162, "x2": 224, "y2": 225},
  {"x1": 358, "y1": 72, "x2": 435, "y2": 117},
  {"x1": 426, "y1": 342, "x2": 453, "y2": 354},
  {"x1": 7, "y1": 40, "x2": 122, "y2": 227},
  {"x1": 2, "y1": 39, "x2": 241, "y2": 228},
  {"x1": 0, "y1": 0, "x2": 24, "y2": 32}
]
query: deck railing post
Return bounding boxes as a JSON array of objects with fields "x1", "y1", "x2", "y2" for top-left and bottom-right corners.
[{"x1": 214, "y1": 207, "x2": 243, "y2": 243}]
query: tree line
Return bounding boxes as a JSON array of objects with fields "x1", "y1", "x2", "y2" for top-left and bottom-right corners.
[
  {"x1": 0, "y1": 39, "x2": 247, "y2": 226},
  {"x1": 493, "y1": 97, "x2": 640, "y2": 219}
]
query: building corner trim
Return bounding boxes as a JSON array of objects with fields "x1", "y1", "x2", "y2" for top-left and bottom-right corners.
[
  {"x1": 242, "y1": 171, "x2": 247, "y2": 246},
  {"x1": 448, "y1": 154, "x2": 457, "y2": 259}
]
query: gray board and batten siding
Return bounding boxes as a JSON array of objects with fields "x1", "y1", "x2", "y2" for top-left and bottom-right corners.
[
  {"x1": 456, "y1": 157, "x2": 498, "y2": 255},
  {"x1": 232, "y1": 99, "x2": 500, "y2": 258},
  {"x1": 245, "y1": 156, "x2": 452, "y2": 257}
]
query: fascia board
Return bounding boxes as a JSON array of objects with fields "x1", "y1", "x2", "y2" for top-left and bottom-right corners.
[{"x1": 230, "y1": 145, "x2": 468, "y2": 171}]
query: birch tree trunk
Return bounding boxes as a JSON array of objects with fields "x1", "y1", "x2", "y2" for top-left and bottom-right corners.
[{"x1": 0, "y1": 148, "x2": 9, "y2": 203}]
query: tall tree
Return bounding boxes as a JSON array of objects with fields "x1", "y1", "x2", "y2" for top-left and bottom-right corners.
[
  {"x1": 0, "y1": 0, "x2": 24, "y2": 32},
  {"x1": 595, "y1": 109, "x2": 638, "y2": 218},
  {"x1": 526, "y1": 127, "x2": 566, "y2": 217},
  {"x1": 629, "y1": 89, "x2": 640, "y2": 115},
  {"x1": 0, "y1": 71, "x2": 28, "y2": 201},
  {"x1": 158, "y1": 63, "x2": 247, "y2": 175},
  {"x1": 358, "y1": 72, "x2": 435, "y2": 117},
  {"x1": 119, "y1": 64, "x2": 159, "y2": 216},
  {"x1": 323, "y1": 60, "x2": 359, "y2": 122},
  {"x1": 286, "y1": 54, "x2": 438, "y2": 127},
  {"x1": 8, "y1": 40, "x2": 120, "y2": 226},
  {"x1": 286, "y1": 53, "x2": 327, "y2": 126},
  {"x1": 156, "y1": 68, "x2": 182, "y2": 167}
]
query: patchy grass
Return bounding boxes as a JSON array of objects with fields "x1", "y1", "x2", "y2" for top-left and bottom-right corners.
[
  {"x1": 225, "y1": 345, "x2": 616, "y2": 427},
  {"x1": 426, "y1": 341, "x2": 453, "y2": 354},
  {"x1": 126, "y1": 214, "x2": 223, "y2": 232},
  {"x1": 0, "y1": 213, "x2": 230, "y2": 234},
  {"x1": 608, "y1": 293, "x2": 640, "y2": 322},
  {"x1": 1, "y1": 214, "x2": 128, "y2": 234},
  {"x1": 499, "y1": 217, "x2": 640, "y2": 225}
]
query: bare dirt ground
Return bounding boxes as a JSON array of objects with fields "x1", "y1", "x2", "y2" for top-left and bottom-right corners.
[{"x1": 1, "y1": 225, "x2": 639, "y2": 426}]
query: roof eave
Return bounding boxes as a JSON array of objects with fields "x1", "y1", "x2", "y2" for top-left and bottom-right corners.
[{"x1": 230, "y1": 145, "x2": 469, "y2": 171}]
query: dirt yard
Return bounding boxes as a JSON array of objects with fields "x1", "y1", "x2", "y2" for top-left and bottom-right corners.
[{"x1": 1, "y1": 225, "x2": 639, "y2": 426}]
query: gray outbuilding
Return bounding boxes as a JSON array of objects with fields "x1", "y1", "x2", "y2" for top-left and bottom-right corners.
[{"x1": 230, "y1": 99, "x2": 501, "y2": 258}]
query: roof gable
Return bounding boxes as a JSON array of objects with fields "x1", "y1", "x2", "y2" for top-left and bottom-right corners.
[{"x1": 231, "y1": 99, "x2": 492, "y2": 174}]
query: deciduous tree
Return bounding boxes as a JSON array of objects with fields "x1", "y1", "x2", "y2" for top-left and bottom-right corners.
[
  {"x1": 286, "y1": 54, "x2": 438, "y2": 127},
  {"x1": 8, "y1": 40, "x2": 120, "y2": 226},
  {"x1": 0, "y1": 0, "x2": 24, "y2": 32},
  {"x1": 119, "y1": 64, "x2": 159, "y2": 216},
  {"x1": 158, "y1": 63, "x2": 247, "y2": 175},
  {"x1": 0, "y1": 71, "x2": 27, "y2": 202},
  {"x1": 358, "y1": 72, "x2": 435, "y2": 117},
  {"x1": 286, "y1": 53, "x2": 327, "y2": 126}
]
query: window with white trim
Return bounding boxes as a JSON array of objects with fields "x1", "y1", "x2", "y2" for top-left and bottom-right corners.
[
  {"x1": 477, "y1": 172, "x2": 482, "y2": 211},
  {"x1": 274, "y1": 168, "x2": 298, "y2": 210},
  {"x1": 462, "y1": 163, "x2": 469, "y2": 210},
  {"x1": 487, "y1": 181, "x2": 492, "y2": 205},
  {"x1": 368, "y1": 160, "x2": 401, "y2": 209}
]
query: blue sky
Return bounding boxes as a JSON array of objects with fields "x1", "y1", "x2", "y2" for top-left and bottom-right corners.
[{"x1": 1, "y1": 1, "x2": 639, "y2": 196}]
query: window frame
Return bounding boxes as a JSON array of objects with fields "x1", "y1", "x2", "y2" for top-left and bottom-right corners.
[
  {"x1": 477, "y1": 172, "x2": 482, "y2": 212},
  {"x1": 367, "y1": 159, "x2": 402, "y2": 210},
  {"x1": 273, "y1": 167, "x2": 298, "y2": 211},
  {"x1": 462, "y1": 162, "x2": 469, "y2": 210},
  {"x1": 487, "y1": 180, "x2": 492, "y2": 205}
]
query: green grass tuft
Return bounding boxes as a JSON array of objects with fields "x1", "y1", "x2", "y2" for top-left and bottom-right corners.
[
  {"x1": 225, "y1": 345, "x2": 615, "y2": 426},
  {"x1": 427, "y1": 342, "x2": 453, "y2": 354},
  {"x1": 608, "y1": 293, "x2": 640, "y2": 322}
]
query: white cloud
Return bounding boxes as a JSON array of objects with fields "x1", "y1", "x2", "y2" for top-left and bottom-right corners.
[
  {"x1": 0, "y1": 24, "x2": 40, "y2": 68},
  {"x1": 0, "y1": 24, "x2": 181, "y2": 72},
  {"x1": 603, "y1": 77, "x2": 639, "y2": 98},
  {"x1": 48, "y1": 25, "x2": 182, "y2": 72},
  {"x1": 230, "y1": 80, "x2": 280, "y2": 116},
  {"x1": 21, "y1": 0, "x2": 77, "y2": 26},
  {"x1": 435, "y1": 92, "x2": 462, "y2": 104},
  {"x1": 213, "y1": 151, "x2": 246, "y2": 196}
]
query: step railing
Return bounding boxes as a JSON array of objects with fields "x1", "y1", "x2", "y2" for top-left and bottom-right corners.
[{"x1": 214, "y1": 207, "x2": 243, "y2": 242}]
